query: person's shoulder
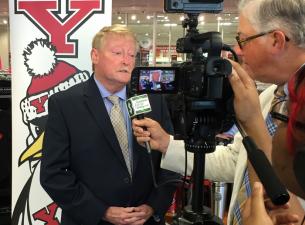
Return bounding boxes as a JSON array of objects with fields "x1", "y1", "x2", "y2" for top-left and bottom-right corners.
[{"x1": 49, "y1": 79, "x2": 90, "y2": 102}]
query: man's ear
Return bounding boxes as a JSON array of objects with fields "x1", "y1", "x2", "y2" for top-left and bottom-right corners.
[
  {"x1": 271, "y1": 30, "x2": 288, "y2": 51},
  {"x1": 91, "y1": 48, "x2": 99, "y2": 64}
]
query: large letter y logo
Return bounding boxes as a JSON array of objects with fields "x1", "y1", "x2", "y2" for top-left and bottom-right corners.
[{"x1": 16, "y1": 0, "x2": 104, "y2": 57}]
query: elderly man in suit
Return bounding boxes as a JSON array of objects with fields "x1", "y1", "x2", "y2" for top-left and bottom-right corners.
[{"x1": 40, "y1": 24, "x2": 178, "y2": 225}]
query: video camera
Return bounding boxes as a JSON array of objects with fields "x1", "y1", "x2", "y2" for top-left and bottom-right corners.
[{"x1": 130, "y1": 0, "x2": 236, "y2": 151}]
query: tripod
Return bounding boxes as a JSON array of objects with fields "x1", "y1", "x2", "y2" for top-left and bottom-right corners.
[
  {"x1": 172, "y1": 120, "x2": 224, "y2": 225},
  {"x1": 167, "y1": 13, "x2": 234, "y2": 225}
]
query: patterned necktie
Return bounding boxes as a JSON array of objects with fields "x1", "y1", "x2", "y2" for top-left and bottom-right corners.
[
  {"x1": 107, "y1": 95, "x2": 132, "y2": 176},
  {"x1": 231, "y1": 169, "x2": 251, "y2": 225}
]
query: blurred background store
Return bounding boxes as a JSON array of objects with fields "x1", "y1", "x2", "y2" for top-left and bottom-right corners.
[{"x1": 0, "y1": 0, "x2": 239, "y2": 70}]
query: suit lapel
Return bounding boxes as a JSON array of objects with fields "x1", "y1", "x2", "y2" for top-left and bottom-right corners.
[{"x1": 83, "y1": 76, "x2": 128, "y2": 170}]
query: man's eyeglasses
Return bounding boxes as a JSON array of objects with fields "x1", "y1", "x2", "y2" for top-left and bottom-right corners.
[{"x1": 235, "y1": 30, "x2": 290, "y2": 49}]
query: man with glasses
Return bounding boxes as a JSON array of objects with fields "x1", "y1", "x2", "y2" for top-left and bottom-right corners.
[{"x1": 133, "y1": 0, "x2": 305, "y2": 224}]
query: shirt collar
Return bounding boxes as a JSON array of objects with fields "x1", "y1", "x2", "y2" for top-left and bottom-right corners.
[{"x1": 94, "y1": 75, "x2": 127, "y2": 100}]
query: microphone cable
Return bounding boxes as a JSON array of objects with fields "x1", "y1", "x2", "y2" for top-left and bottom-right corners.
[
  {"x1": 137, "y1": 115, "x2": 183, "y2": 188},
  {"x1": 146, "y1": 142, "x2": 185, "y2": 188}
]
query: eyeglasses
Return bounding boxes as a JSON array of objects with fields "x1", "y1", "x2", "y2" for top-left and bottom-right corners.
[{"x1": 235, "y1": 30, "x2": 290, "y2": 49}]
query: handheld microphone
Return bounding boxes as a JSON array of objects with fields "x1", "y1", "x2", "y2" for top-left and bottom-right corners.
[
  {"x1": 126, "y1": 94, "x2": 152, "y2": 118},
  {"x1": 235, "y1": 122, "x2": 290, "y2": 205},
  {"x1": 126, "y1": 94, "x2": 152, "y2": 152},
  {"x1": 242, "y1": 136, "x2": 290, "y2": 205}
]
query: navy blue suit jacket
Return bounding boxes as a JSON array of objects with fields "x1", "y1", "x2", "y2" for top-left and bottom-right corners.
[{"x1": 40, "y1": 76, "x2": 179, "y2": 225}]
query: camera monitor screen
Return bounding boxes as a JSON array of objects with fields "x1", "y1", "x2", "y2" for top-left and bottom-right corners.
[{"x1": 137, "y1": 68, "x2": 178, "y2": 93}]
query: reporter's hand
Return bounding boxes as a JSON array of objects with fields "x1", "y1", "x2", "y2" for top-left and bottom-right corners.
[
  {"x1": 228, "y1": 60, "x2": 263, "y2": 129},
  {"x1": 266, "y1": 197, "x2": 300, "y2": 225},
  {"x1": 243, "y1": 182, "x2": 276, "y2": 225},
  {"x1": 242, "y1": 182, "x2": 299, "y2": 225},
  {"x1": 132, "y1": 118, "x2": 170, "y2": 153},
  {"x1": 123, "y1": 204, "x2": 154, "y2": 225}
]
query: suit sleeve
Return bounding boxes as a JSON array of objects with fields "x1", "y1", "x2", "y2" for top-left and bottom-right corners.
[
  {"x1": 40, "y1": 96, "x2": 107, "y2": 225},
  {"x1": 145, "y1": 95, "x2": 181, "y2": 219}
]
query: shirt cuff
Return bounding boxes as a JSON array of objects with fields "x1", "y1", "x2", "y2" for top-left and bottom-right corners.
[{"x1": 160, "y1": 136, "x2": 187, "y2": 175}]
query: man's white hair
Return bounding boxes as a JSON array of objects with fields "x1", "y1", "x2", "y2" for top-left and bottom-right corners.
[{"x1": 238, "y1": 0, "x2": 305, "y2": 48}]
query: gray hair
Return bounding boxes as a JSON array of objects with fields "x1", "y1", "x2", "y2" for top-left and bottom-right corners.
[{"x1": 238, "y1": 0, "x2": 305, "y2": 48}]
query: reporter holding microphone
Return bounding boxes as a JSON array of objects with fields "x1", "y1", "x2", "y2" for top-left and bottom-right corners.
[{"x1": 241, "y1": 68, "x2": 305, "y2": 225}]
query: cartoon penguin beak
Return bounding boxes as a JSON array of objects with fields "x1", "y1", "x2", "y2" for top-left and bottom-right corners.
[{"x1": 18, "y1": 132, "x2": 44, "y2": 166}]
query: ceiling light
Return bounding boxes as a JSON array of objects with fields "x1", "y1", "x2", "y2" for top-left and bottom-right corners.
[
  {"x1": 118, "y1": 16, "x2": 122, "y2": 20},
  {"x1": 164, "y1": 23, "x2": 177, "y2": 27},
  {"x1": 220, "y1": 22, "x2": 232, "y2": 26},
  {"x1": 179, "y1": 16, "x2": 184, "y2": 21},
  {"x1": 137, "y1": 20, "x2": 140, "y2": 24},
  {"x1": 3, "y1": 19, "x2": 8, "y2": 24},
  {"x1": 131, "y1": 15, "x2": 136, "y2": 20},
  {"x1": 199, "y1": 16, "x2": 204, "y2": 21},
  {"x1": 146, "y1": 15, "x2": 151, "y2": 19}
]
